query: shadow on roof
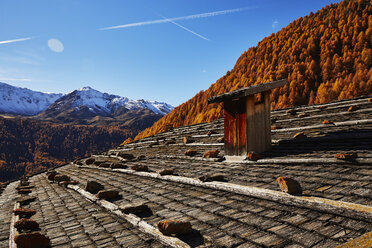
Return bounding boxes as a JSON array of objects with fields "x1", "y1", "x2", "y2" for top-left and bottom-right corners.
[{"x1": 176, "y1": 229, "x2": 205, "y2": 248}]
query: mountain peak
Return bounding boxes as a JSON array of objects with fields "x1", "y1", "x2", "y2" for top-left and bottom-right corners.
[{"x1": 79, "y1": 86, "x2": 93, "y2": 91}]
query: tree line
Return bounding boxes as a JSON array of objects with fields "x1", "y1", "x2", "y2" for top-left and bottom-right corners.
[{"x1": 0, "y1": 117, "x2": 133, "y2": 181}]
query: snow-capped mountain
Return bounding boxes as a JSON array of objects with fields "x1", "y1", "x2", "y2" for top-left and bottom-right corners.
[
  {"x1": 56, "y1": 86, "x2": 173, "y2": 116},
  {"x1": 0, "y1": 83, "x2": 173, "y2": 118},
  {"x1": 42, "y1": 86, "x2": 173, "y2": 117},
  {"x1": 0, "y1": 82, "x2": 62, "y2": 115}
]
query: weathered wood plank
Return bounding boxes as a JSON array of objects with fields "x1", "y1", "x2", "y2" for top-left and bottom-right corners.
[
  {"x1": 255, "y1": 96, "x2": 265, "y2": 152},
  {"x1": 9, "y1": 202, "x2": 20, "y2": 248},
  {"x1": 184, "y1": 143, "x2": 223, "y2": 146},
  {"x1": 275, "y1": 107, "x2": 372, "y2": 124},
  {"x1": 272, "y1": 119, "x2": 372, "y2": 133},
  {"x1": 272, "y1": 97, "x2": 370, "y2": 114},
  {"x1": 94, "y1": 154, "x2": 224, "y2": 163},
  {"x1": 191, "y1": 134, "x2": 222, "y2": 138},
  {"x1": 238, "y1": 109, "x2": 246, "y2": 155},
  {"x1": 99, "y1": 199, "x2": 119, "y2": 211},
  {"x1": 246, "y1": 95, "x2": 255, "y2": 153},
  {"x1": 68, "y1": 184, "x2": 98, "y2": 203},
  {"x1": 224, "y1": 106, "x2": 234, "y2": 155},
  {"x1": 245, "y1": 93, "x2": 271, "y2": 153},
  {"x1": 277, "y1": 132, "x2": 372, "y2": 144},
  {"x1": 263, "y1": 91, "x2": 272, "y2": 151},
  {"x1": 237, "y1": 157, "x2": 372, "y2": 165}
]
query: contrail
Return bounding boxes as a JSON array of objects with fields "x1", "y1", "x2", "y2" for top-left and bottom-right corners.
[
  {"x1": 0, "y1": 37, "x2": 33, "y2": 45},
  {"x1": 100, "y1": 7, "x2": 249, "y2": 30},
  {"x1": 0, "y1": 78, "x2": 32, "y2": 82},
  {"x1": 158, "y1": 14, "x2": 209, "y2": 41}
]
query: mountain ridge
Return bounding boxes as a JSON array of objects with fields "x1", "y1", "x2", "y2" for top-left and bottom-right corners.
[
  {"x1": 0, "y1": 82, "x2": 62, "y2": 115},
  {"x1": 0, "y1": 82, "x2": 173, "y2": 118}
]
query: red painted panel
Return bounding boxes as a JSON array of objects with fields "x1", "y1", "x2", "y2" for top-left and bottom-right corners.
[
  {"x1": 224, "y1": 108, "x2": 236, "y2": 154},
  {"x1": 224, "y1": 99, "x2": 247, "y2": 156},
  {"x1": 238, "y1": 112, "x2": 246, "y2": 155}
]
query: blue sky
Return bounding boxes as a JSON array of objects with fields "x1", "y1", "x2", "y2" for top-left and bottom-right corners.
[{"x1": 0, "y1": 0, "x2": 340, "y2": 106}]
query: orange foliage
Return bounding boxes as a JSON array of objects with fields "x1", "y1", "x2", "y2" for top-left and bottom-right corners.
[
  {"x1": 135, "y1": 0, "x2": 371, "y2": 140},
  {"x1": 120, "y1": 138, "x2": 133, "y2": 146},
  {"x1": 0, "y1": 117, "x2": 133, "y2": 182}
]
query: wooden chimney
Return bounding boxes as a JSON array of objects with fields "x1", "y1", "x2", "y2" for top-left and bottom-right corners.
[{"x1": 208, "y1": 79, "x2": 287, "y2": 158}]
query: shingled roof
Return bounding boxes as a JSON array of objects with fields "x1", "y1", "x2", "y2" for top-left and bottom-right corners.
[
  {"x1": 1, "y1": 96, "x2": 371, "y2": 248},
  {"x1": 207, "y1": 79, "x2": 287, "y2": 104}
]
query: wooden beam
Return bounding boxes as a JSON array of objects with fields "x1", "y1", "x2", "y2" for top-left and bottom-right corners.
[
  {"x1": 66, "y1": 183, "x2": 191, "y2": 248},
  {"x1": 238, "y1": 157, "x2": 372, "y2": 165},
  {"x1": 96, "y1": 153, "x2": 372, "y2": 166},
  {"x1": 69, "y1": 184, "x2": 98, "y2": 202},
  {"x1": 277, "y1": 132, "x2": 372, "y2": 144},
  {"x1": 208, "y1": 79, "x2": 287, "y2": 104},
  {"x1": 94, "y1": 154, "x2": 224, "y2": 163},
  {"x1": 272, "y1": 97, "x2": 370, "y2": 114},
  {"x1": 9, "y1": 202, "x2": 20, "y2": 248},
  {"x1": 275, "y1": 107, "x2": 372, "y2": 124},
  {"x1": 272, "y1": 119, "x2": 372, "y2": 133},
  {"x1": 191, "y1": 134, "x2": 222, "y2": 138}
]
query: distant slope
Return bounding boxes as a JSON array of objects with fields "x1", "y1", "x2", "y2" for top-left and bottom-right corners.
[
  {"x1": 135, "y1": 0, "x2": 371, "y2": 140},
  {"x1": 0, "y1": 82, "x2": 62, "y2": 115},
  {"x1": 0, "y1": 117, "x2": 134, "y2": 182}
]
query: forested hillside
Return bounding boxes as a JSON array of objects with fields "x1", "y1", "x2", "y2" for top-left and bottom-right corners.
[
  {"x1": 135, "y1": 0, "x2": 371, "y2": 140},
  {"x1": 0, "y1": 117, "x2": 133, "y2": 182}
]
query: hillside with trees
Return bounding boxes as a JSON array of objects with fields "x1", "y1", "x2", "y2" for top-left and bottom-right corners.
[
  {"x1": 0, "y1": 117, "x2": 133, "y2": 182},
  {"x1": 135, "y1": 0, "x2": 371, "y2": 140}
]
